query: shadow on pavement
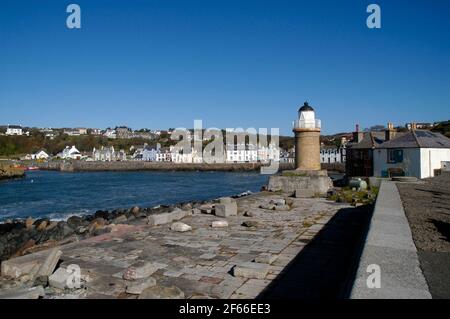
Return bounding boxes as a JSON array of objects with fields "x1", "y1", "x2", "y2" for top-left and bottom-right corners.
[{"x1": 258, "y1": 204, "x2": 373, "y2": 299}]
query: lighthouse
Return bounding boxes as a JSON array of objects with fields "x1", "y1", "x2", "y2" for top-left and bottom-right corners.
[
  {"x1": 293, "y1": 101, "x2": 321, "y2": 171},
  {"x1": 267, "y1": 101, "x2": 331, "y2": 196}
]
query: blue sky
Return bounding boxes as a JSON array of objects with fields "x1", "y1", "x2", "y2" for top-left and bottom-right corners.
[{"x1": 0, "y1": 0, "x2": 449, "y2": 135}]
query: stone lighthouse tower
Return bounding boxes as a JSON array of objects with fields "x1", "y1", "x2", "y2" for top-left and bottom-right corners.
[
  {"x1": 293, "y1": 101, "x2": 321, "y2": 171},
  {"x1": 267, "y1": 101, "x2": 330, "y2": 196}
]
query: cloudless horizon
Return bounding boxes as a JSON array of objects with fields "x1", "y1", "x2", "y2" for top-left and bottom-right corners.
[{"x1": 0, "y1": 0, "x2": 449, "y2": 135}]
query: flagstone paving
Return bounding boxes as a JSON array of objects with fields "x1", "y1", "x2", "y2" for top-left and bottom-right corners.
[{"x1": 1, "y1": 192, "x2": 354, "y2": 299}]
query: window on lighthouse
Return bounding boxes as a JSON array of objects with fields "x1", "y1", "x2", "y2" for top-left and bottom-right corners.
[{"x1": 298, "y1": 110, "x2": 316, "y2": 128}]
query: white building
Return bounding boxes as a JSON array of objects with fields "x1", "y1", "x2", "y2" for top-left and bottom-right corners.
[
  {"x1": 63, "y1": 128, "x2": 87, "y2": 136},
  {"x1": 6, "y1": 125, "x2": 23, "y2": 136},
  {"x1": 373, "y1": 130, "x2": 450, "y2": 179},
  {"x1": 320, "y1": 145, "x2": 346, "y2": 163},
  {"x1": 280, "y1": 149, "x2": 295, "y2": 163},
  {"x1": 257, "y1": 144, "x2": 280, "y2": 163},
  {"x1": 93, "y1": 146, "x2": 126, "y2": 161},
  {"x1": 170, "y1": 146, "x2": 203, "y2": 163},
  {"x1": 142, "y1": 145, "x2": 159, "y2": 161},
  {"x1": 39, "y1": 128, "x2": 56, "y2": 139},
  {"x1": 226, "y1": 144, "x2": 258, "y2": 163},
  {"x1": 58, "y1": 146, "x2": 82, "y2": 160},
  {"x1": 103, "y1": 129, "x2": 117, "y2": 139},
  {"x1": 31, "y1": 150, "x2": 50, "y2": 160},
  {"x1": 155, "y1": 148, "x2": 172, "y2": 162},
  {"x1": 225, "y1": 143, "x2": 281, "y2": 163}
]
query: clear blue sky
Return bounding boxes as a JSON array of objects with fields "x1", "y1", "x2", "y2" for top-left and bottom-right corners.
[{"x1": 0, "y1": 0, "x2": 449, "y2": 135}]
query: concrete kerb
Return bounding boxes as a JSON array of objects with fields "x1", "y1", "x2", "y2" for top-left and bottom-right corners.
[{"x1": 349, "y1": 181, "x2": 431, "y2": 299}]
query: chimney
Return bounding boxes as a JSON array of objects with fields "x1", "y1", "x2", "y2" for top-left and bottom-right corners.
[
  {"x1": 385, "y1": 122, "x2": 396, "y2": 141},
  {"x1": 352, "y1": 124, "x2": 364, "y2": 143}
]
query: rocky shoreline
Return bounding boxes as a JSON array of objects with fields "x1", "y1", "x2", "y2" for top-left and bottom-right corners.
[
  {"x1": 0, "y1": 190, "x2": 254, "y2": 263},
  {"x1": 0, "y1": 164, "x2": 25, "y2": 180}
]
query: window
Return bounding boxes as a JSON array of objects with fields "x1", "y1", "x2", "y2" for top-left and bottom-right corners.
[{"x1": 387, "y1": 149, "x2": 403, "y2": 163}]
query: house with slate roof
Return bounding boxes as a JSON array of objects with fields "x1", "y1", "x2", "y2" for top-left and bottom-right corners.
[
  {"x1": 373, "y1": 130, "x2": 450, "y2": 178},
  {"x1": 345, "y1": 124, "x2": 388, "y2": 177}
]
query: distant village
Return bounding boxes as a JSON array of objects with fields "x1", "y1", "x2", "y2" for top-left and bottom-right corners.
[{"x1": 1, "y1": 120, "x2": 449, "y2": 180}]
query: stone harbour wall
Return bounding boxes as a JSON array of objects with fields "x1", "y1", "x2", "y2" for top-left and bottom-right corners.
[
  {"x1": 36, "y1": 161, "x2": 295, "y2": 172},
  {"x1": 267, "y1": 175, "x2": 333, "y2": 196}
]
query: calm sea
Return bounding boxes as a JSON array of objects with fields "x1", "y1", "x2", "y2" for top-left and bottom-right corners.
[{"x1": 0, "y1": 171, "x2": 268, "y2": 221}]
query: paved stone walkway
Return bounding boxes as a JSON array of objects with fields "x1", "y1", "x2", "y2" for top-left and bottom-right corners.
[{"x1": 1, "y1": 192, "x2": 353, "y2": 299}]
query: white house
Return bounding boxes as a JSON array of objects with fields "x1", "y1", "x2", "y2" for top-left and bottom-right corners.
[
  {"x1": 155, "y1": 148, "x2": 172, "y2": 162},
  {"x1": 280, "y1": 149, "x2": 295, "y2": 163},
  {"x1": 103, "y1": 129, "x2": 117, "y2": 139},
  {"x1": 6, "y1": 125, "x2": 23, "y2": 136},
  {"x1": 373, "y1": 130, "x2": 450, "y2": 179},
  {"x1": 93, "y1": 146, "x2": 126, "y2": 161},
  {"x1": 170, "y1": 146, "x2": 203, "y2": 163},
  {"x1": 58, "y1": 146, "x2": 82, "y2": 160},
  {"x1": 31, "y1": 150, "x2": 50, "y2": 160},
  {"x1": 226, "y1": 144, "x2": 258, "y2": 163},
  {"x1": 257, "y1": 144, "x2": 280, "y2": 163},
  {"x1": 63, "y1": 128, "x2": 87, "y2": 136},
  {"x1": 320, "y1": 145, "x2": 346, "y2": 164},
  {"x1": 142, "y1": 145, "x2": 158, "y2": 161}
]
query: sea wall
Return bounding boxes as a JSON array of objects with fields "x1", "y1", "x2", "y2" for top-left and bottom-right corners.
[{"x1": 36, "y1": 161, "x2": 296, "y2": 172}]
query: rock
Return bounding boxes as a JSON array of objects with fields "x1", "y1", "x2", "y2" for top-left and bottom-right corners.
[
  {"x1": 219, "y1": 197, "x2": 234, "y2": 204},
  {"x1": 274, "y1": 204, "x2": 290, "y2": 211},
  {"x1": 75, "y1": 226, "x2": 89, "y2": 235},
  {"x1": 295, "y1": 189, "x2": 316, "y2": 198},
  {"x1": 259, "y1": 203, "x2": 275, "y2": 210},
  {"x1": 123, "y1": 262, "x2": 166, "y2": 280},
  {"x1": 34, "y1": 218, "x2": 50, "y2": 231},
  {"x1": 285, "y1": 198, "x2": 294, "y2": 206},
  {"x1": 211, "y1": 220, "x2": 228, "y2": 228},
  {"x1": 215, "y1": 202, "x2": 237, "y2": 217},
  {"x1": 233, "y1": 262, "x2": 269, "y2": 279},
  {"x1": 170, "y1": 222, "x2": 192, "y2": 232},
  {"x1": 36, "y1": 247, "x2": 62, "y2": 278},
  {"x1": 112, "y1": 214, "x2": 127, "y2": 224},
  {"x1": 45, "y1": 221, "x2": 58, "y2": 231},
  {"x1": 11, "y1": 239, "x2": 36, "y2": 258},
  {"x1": 67, "y1": 216, "x2": 84, "y2": 229},
  {"x1": 131, "y1": 206, "x2": 140, "y2": 215},
  {"x1": 199, "y1": 206, "x2": 214, "y2": 214},
  {"x1": 270, "y1": 198, "x2": 286, "y2": 206},
  {"x1": 147, "y1": 209, "x2": 189, "y2": 226},
  {"x1": 138, "y1": 285, "x2": 185, "y2": 299},
  {"x1": 48, "y1": 267, "x2": 71, "y2": 290},
  {"x1": 92, "y1": 226, "x2": 112, "y2": 236},
  {"x1": 25, "y1": 217, "x2": 34, "y2": 229},
  {"x1": 181, "y1": 203, "x2": 192, "y2": 210},
  {"x1": 126, "y1": 277, "x2": 157, "y2": 295},
  {"x1": 0, "y1": 285, "x2": 45, "y2": 299},
  {"x1": 243, "y1": 211, "x2": 254, "y2": 217},
  {"x1": 0, "y1": 254, "x2": 41, "y2": 279},
  {"x1": 242, "y1": 220, "x2": 258, "y2": 228},
  {"x1": 94, "y1": 210, "x2": 111, "y2": 220},
  {"x1": 88, "y1": 217, "x2": 106, "y2": 232},
  {"x1": 254, "y1": 253, "x2": 278, "y2": 265}
]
